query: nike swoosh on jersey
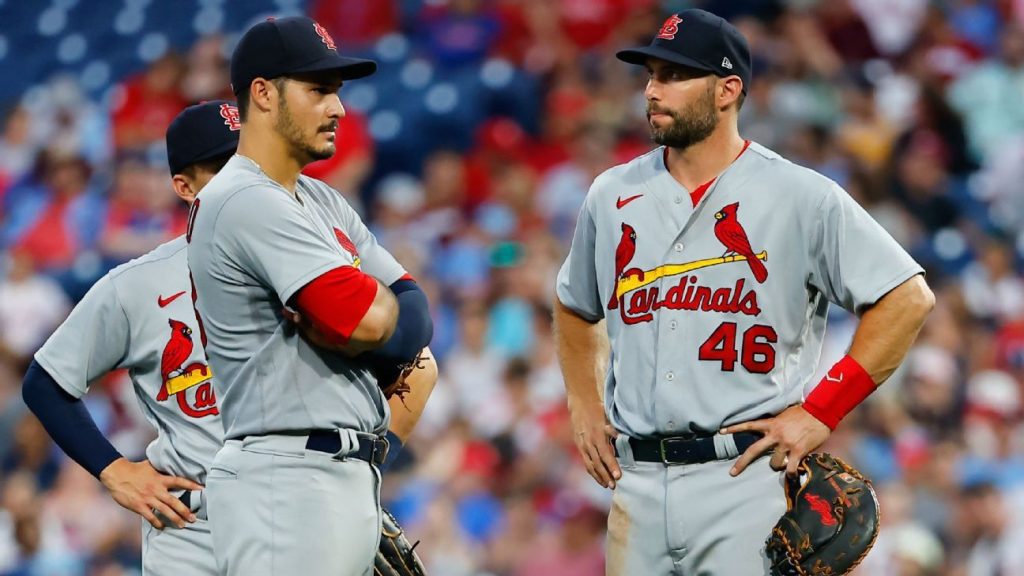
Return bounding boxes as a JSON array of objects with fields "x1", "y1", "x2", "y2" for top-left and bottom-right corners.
[
  {"x1": 158, "y1": 291, "x2": 187, "y2": 308},
  {"x1": 616, "y1": 194, "x2": 644, "y2": 209}
]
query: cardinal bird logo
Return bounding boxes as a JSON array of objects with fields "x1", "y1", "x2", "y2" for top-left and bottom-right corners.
[
  {"x1": 334, "y1": 227, "x2": 361, "y2": 268},
  {"x1": 804, "y1": 492, "x2": 838, "y2": 526},
  {"x1": 161, "y1": 319, "x2": 194, "y2": 383},
  {"x1": 608, "y1": 223, "x2": 646, "y2": 310},
  {"x1": 713, "y1": 202, "x2": 768, "y2": 283},
  {"x1": 154, "y1": 316, "x2": 217, "y2": 417}
]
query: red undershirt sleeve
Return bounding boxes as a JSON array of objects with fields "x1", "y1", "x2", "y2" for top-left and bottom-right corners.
[{"x1": 294, "y1": 266, "x2": 379, "y2": 344}]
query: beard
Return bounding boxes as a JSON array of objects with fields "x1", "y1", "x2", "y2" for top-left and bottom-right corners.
[
  {"x1": 647, "y1": 84, "x2": 719, "y2": 150},
  {"x1": 275, "y1": 95, "x2": 337, "y2": 164}
]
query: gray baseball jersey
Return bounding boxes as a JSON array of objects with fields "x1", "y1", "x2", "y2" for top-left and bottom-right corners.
[
  {"x1": 34, "y1": 236, "x2": 221, "y2": 576},
  {"x1": 186, "y1": 154, "x2": 407, "y2": 440},
  {"x1": 556, "y1": 142, "x2": 923, "y2": 438},
  {"x1": 35, "y1": 237, "x2": 222, "y2": 483}
]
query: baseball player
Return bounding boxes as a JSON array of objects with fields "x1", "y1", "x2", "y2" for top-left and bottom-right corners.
[
  {"x1": 21, "y1": 100, "x2": 240, "y2": 575},
  {"x1": 20, "y1": 99, "x2": 437, "y2": 575},
  {"x1": 186, "y1": 17, "x2": 433, "y2": 576},
  {"x1": 553, "y1": 9, "x2": 935, "y2": 575}
]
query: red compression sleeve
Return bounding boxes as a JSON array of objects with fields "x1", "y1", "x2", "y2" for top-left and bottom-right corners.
[
  {"x1": 294, "y1": 266, "x2": 378, "y2": 344},
  {"x1": 802, "y1": 355, "x2": 876, "y2": 430}
]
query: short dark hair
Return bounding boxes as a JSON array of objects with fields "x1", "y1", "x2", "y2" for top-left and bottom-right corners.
[
  {"x1": 235, "y1": 77, "x2": 288, "y2": 122},
  {"x1": 236, "y1": 86, "x2": 252, "y2": 121},
  {"x1": 734, "y1": 90, "x2": 746, "y2": 112},
  {"x1": 180, "y1": 152, "x2": 233, "y2": 179}
]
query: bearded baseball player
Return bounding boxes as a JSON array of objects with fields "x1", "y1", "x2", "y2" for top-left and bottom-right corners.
[
  {"x1": 554, "y1": 9, "x2": 934, "y2": 575},
  {"x1": 186, "y1": 17, "x2": 433, "y2": 576}
]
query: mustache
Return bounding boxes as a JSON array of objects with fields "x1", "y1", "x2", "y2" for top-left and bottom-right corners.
[
  {"x1": 319, "y1": 123, "x2": 338, "y2": 133},
  {"x1": 646, "y1": 105, "x2": 673, "y2": 116}
]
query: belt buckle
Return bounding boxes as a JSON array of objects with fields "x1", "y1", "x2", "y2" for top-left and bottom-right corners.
[{"x1": 659, "y1": 437, "x2": 688, "y2": 465}]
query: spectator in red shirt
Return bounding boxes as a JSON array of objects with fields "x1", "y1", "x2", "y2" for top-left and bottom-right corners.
[
  {"x1": 111, "y1": 54, "x2": 187, "y2": 151},
  {"x1": 2, "y1": 147, "x2": 105, "y2": 272}
]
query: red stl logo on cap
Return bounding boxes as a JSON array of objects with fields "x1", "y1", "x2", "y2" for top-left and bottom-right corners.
[
  {"x1": 657, "y1": 14, "x2": 683, "y2": 40},
  {"x1": 219, "y1": 103, "x2": 241, "y2": 131},
  {"x1": 313, "y1": 22, "x2": 336, "y2": 51}
]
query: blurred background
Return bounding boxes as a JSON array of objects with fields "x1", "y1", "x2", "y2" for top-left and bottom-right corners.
[{"x1": 1, "y1": 0, "x2": 1024, "y2": 574}]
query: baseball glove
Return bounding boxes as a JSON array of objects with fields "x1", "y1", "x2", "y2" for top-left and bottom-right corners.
[
  {"x1": 376, "y1": 507, "x2": 426, "y2": 576},
  {"x1": 766, "y1": 452, "x2": 880, "y2": 576},
  {"x1": 371, "y1": 350, "x2": 429, "y2": 401}
]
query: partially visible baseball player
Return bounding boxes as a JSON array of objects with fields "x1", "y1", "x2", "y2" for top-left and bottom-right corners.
[
  {"x1": 186, "y1": 17, "x2": 433, "y2": 576},
  {"x1": 21, "y1": 101, "x2": 240, "y2": 575},
  {"x1": 553, "y1": 9, "x2": 934, "y2": 575}
]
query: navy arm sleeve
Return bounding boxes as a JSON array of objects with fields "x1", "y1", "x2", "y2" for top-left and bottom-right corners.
[
  {"x1": 21, "y1": 359, "x2": 123, "y2": 479},
  {"x1": 364, "y1": 279, "x2": 433, "y2": 363}
]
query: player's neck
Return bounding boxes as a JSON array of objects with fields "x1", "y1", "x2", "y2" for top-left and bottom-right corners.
[
  {"x1": 663, "y1": 128, "x2": 746, "y2": 191},
  {"x1": 237, "y1": 132, "x2": 303, "y2": 194}
]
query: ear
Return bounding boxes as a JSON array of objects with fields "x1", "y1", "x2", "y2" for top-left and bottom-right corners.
[
  {"x1": 171, "y1": 174, "x2": 197, "y2": 203},
  {"x1": 718, "y1": 76, "x2": 744, "y2": 111},
  {"x1": 249, "y1": 77, "x2": 278, "y2": 115}
]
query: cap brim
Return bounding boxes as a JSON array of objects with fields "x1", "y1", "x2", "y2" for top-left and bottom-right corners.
[
  {"x1": 616, "y1": 46, "x2": 714, "y2": 74},
  {"x1": 289, "y1": 54, "x2": 378, "y2": 81}
]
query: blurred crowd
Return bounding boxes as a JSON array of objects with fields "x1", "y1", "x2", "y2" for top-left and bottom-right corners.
[{"x1": 3, "y1": 0, "x2": 1024, "y2": 574}]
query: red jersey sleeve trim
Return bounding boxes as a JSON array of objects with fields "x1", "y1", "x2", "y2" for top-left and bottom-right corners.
[{"x1": 294, "y1": 266, "x2": 379, "y2": 344}]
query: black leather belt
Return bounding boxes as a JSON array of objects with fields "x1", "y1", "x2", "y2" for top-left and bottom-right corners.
[
  {"x1": 622, "y1": 431, "x2": 762, "y2": 465},
  {"x1": 305, "y1": 429, "x2": 390, "y2": 466},
  {"x1": 237, "y1": 430, "x2": 390, "y2": 466}
]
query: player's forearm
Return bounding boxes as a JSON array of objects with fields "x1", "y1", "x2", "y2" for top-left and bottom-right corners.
[
  {"x1": 21, "y1": 360, "x2": 123, "y2": 479},
  {"x1": 554, "y1": 298, "x2": 609, "y2": 408},
  {"x1": 386, "y1": 348, "x2": 438, "y2": 443},
  {"x1": 803, "y1": 275, "x2": 934, "y2": 430},
  {"x1": 847, "y1": 274, "x2": 935, "y2": 385},
  {"x1": 344, "y1": 279, "x2": 399, "y2": 351}
]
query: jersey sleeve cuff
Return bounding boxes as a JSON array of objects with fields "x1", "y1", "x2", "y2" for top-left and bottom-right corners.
[
  {"x1": 32, "y1": 352, "x2": 88, "y2": 399},
  {"x1": 554, "y1": 293, "x2": 604, "y2": 323},
  {"x1": 855, "y1": 266, "x2": 925, "y2": 314}
]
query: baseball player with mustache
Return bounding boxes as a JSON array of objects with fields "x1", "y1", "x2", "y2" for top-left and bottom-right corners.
[
  {"x1": 20, "y1": 100, "x2": 438, "y2": 575},
  {"x1": 554, "y1": 9, "x2": 934, "y2": 575},
  {"x1": 187, "y1": 17, "x2": 433, "y2": 576}
]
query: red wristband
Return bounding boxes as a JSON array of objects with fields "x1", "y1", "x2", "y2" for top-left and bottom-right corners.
[{"x1": 802, "y1": 355, "x2": 876, "y2": 430}]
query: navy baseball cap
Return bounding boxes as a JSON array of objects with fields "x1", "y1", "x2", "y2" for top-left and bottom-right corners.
[
  {"x1": 230, "y1": 16, "x2": 377, "y2": 95},
  {"x1": 165, "y1": 100, "x2": 241, "y2": 175},
  {"x1": 617, "y1": 10, "x2": 751, "y2": 94}
]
